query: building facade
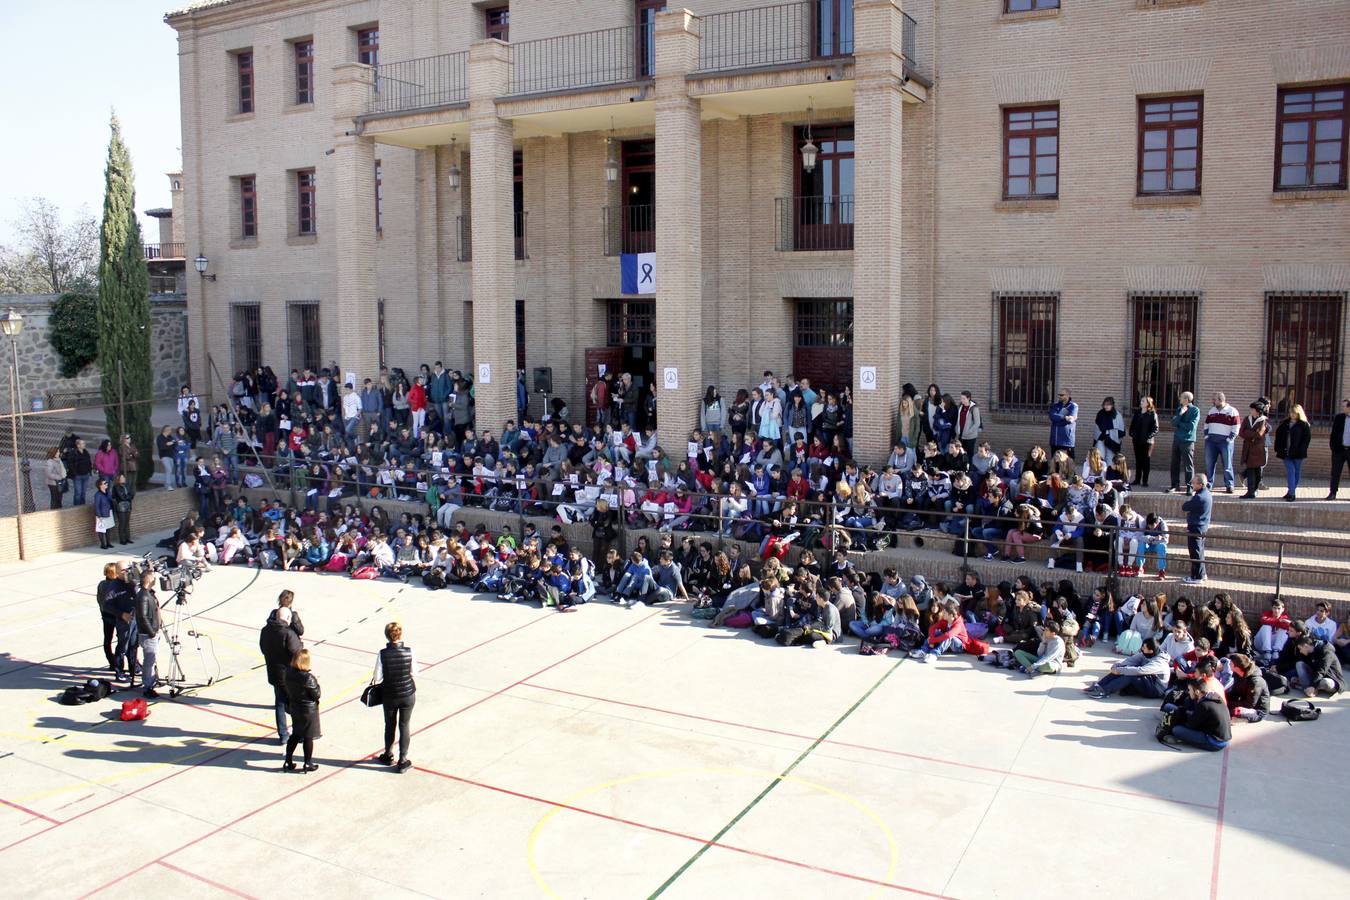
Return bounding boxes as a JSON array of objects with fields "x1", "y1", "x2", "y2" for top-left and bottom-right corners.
[{"x1": 166, "y1": 0, "x2": 1350, "y2": 463}]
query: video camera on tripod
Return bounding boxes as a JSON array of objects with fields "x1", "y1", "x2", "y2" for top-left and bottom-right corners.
[
  {"x1": 124, "y1": 553, "x2": 218, "y2": 698},
  {"x1": 126, "y1": 553, "x2": 203, "y2": 604}
]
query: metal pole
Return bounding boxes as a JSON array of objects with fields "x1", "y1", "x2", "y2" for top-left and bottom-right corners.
[
  {"x1": 10, "y1": 336, "x2": 33, "y2": 515},
  {"x1": 7, "y1": 352, "x2": 24, "y2": 560},
  {"x1": 1275, "y1": 541, "x2": 1284, "y2": 599}
]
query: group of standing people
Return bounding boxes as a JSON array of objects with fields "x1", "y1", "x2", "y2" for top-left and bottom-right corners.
[{"x1": 257, "y1": 590, "x2": 417, "y2": 773}]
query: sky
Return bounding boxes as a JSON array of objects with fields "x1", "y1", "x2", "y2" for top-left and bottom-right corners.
[{"x1": 0, "y1": 1, "x2": 183, "y2": 245}]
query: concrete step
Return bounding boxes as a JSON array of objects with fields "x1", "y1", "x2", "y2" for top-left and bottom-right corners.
[
  {"x1": 1123, "y1": 482, "x2": 1350, "y2": 530},
  {"x1": 1204, "y1": 523, "x2": 1350, "y2": 560}
]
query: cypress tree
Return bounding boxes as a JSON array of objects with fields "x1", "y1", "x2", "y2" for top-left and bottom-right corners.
[{"x1": 97, "y1": 115, "x2": 154, "y2": 489}]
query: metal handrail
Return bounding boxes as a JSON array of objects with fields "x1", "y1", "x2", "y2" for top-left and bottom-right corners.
[
  {"x1": 143, "y1": 242, "x2": 185, "y2": 260},
  {"x1": 369, "y1": 52, "x2": 467, "y2": 114},
  {"x1": 508, "y1": 24, "x2": 648, "y2": 96}
]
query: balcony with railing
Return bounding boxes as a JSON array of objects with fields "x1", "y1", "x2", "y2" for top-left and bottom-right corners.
[
  {"x1": 696, "y1": 1, "x2": 918, "y2": 76},
  {"x1": 455, "y1": 212, "x2": 530, "y2": 262},
  {"x1": 143, "y1": 242, "x2": 185, "y2": 260},
  {"x1": 508, "y1": 22, "x2": 653, "y2": 96},
  {"x1": 368, "y1": 52, "x2": 468, "y2": 115},
  {"x1": 775, "y1": 195, "x2": 854, "y2": 251},
  {"x1": 602, "y1": 204, "x2": 654, "y2": 256}
]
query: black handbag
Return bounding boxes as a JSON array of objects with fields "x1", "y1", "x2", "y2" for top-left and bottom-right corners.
[
  {"x1": 360, "y1": 680, "x2": 383, "y2": 707},
  {"x1": 58, "y1": 478, "x2": 70, "y2": 494}
]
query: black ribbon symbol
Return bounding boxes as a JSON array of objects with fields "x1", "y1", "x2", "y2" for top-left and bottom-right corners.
[{"x1": 639, "y1": 262, "x2": 654, "y2": 285}]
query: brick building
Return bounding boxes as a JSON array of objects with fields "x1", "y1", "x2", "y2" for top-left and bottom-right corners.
[{"x1": 165, "y1": 0, "x2": 1350, "y2": 467}]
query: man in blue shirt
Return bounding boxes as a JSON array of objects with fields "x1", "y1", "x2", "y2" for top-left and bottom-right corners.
[
  {"x1": 1181, "y1": 474, "x2": 1212, "y2": 584},
  {"x1": 1048, "y1": 389, "x2": 1078, "y2": 458}
]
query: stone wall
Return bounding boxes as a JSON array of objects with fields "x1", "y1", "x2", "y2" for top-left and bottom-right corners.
[{"x1": 0, "y1": 294, "x2": 189, "y2": 405}]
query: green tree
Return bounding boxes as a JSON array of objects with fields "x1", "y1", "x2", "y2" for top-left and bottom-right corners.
[
  {"x1": 97, "y1": 115, "x2": 154, "y2": 489},
  {"x1": 49, "y1": 292, "x2": 100, "y2": 377}
]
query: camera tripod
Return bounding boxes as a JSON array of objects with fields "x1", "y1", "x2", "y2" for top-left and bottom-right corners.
[{"x1": 157, "y1": 584, "x2": 220, "y2": 699}]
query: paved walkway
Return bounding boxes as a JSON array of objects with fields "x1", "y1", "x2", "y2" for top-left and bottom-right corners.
[{"x1": 0, "y1": 531, "x2": 1344, "y2": 898}]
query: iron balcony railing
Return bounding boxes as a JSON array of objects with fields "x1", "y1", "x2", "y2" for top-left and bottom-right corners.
[
  {"x1": 602, "y1": 204, "x2": 655, "y2": 256},
  {"x1": 508, "y1": 23, "x2": 652, "y2": 96},
  {"x1": 369, "y1": 52, "x2": 467, "y2": 115},
  {"x1": 456, "y1": 212, "x2": 530, "y2": 262},
  {"x1": 698, "y1": 2, "x2": 918, "y2": 74},
  {"x1": 776, "y1": 195, "x2": 854, "y2": 251},
  {"x1": 143, "y1": 242, "x2": 185, "y2": 259}
]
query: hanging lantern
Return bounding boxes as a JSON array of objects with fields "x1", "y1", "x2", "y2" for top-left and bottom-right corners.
[
  {"x1": 448, "y1": 138, "x2": 461, "y2": 191},
  {"x1": 800, "y1": 138, "x2": 818, "y2": 173}
]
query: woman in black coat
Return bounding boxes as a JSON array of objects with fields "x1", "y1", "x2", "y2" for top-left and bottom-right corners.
[
  {"x1": 283, "y1": 649, "x2": 321, "y2": 772},
  {"x1": 1273, "y1": 405, "x2": 1312, "y2": 501},
  {"x1": 375, "y1": 621, "x2": 416, "y2": 773}
]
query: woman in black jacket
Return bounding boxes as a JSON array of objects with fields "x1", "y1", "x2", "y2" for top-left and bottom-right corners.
[
  {"x1": 283, "y1": 649, "x2": 322, "y2": 772},
  {"x1": 1128, "y1": 396, "x2": 1159, "y2": 487},
  {"x1": 111, "y1": 474, "x2": 134, "y2": 545},
  {"x1": 1273, "y1": 404, "x2": 1312, "y2": 501},
  {"x1": 375, "y1": 622, "x2": 416, "y2": 773}
]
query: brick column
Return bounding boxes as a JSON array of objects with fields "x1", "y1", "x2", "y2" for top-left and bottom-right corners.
[
  {"x1": 467, "y1": 39, "x2": 516, "y2": 431},
  {"x1": 331, "y1": 63, "x2": 379, "y2": 380},
  {"x1": 654, "y1": 9, "x2": 703, "y2": 441},
  {"x1": 850, "y1": 0, "x2": 908, "y2": 463}
]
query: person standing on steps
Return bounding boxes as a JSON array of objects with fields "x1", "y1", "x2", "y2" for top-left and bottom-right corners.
[
  {"x1": 1237, "y1": 400, "x2": 1270, "y2": 499},
  {"x1": 1168, "y1": 392, "x2": 1200, "y2": 494},
  {"x1": 1181, "y1": 474, "x2": 1211, "y2": 585},
  {"x1": 1129, "y1": 396, "x2": 1158, "y2": 488},
  {"x1": 1048, "y1": 389, "x2": 1078, "y2": 459},
  {"x1": 374, "y1": 621, "x2": 416, "y2": 773},
  {"x1": 260, "y1": 605, "x2": 303, "y2": 746},
  {"x1": 1273, "y1": 404, "x2": 1311, "y2": 502},
  {"x1": 1202, "y1": 392, "x2": 1240, "y2": 494},
  {"x1": 1327, "y1": 398, "x2": 1348, "y2": 500}
]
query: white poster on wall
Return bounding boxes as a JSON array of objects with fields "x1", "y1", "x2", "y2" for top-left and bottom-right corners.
[
  {"x1": 859, "y1": 366, "x2": 877, "y2": 391},
  {"x1": 663, "y1": 367, "x2": 679, "y2": 390},
  {"x1": 477, "y1": 362, "x2": 492, "y2": 385}
]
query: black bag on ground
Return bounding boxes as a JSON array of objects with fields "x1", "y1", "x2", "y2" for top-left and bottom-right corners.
[
  {"x1": 1262, "y1": 669, "x2": 1290, "y2": 695},
  {"x1": 59, "y1": 679, "x2": 113, "y2": 705},
  {"x1": 1280, "y1": 699, "x2": 1321, "y2": 723}
]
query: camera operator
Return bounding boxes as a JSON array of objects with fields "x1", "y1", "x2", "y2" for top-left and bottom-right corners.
[
  {"x1": 275, "y1": 590, "x2": 304, "y2": 637},
  {"x1": 260, "y1": 605, "x2": 302, "y2": 745},
  {"x1": 96, "y1": 562, "x2": 131, "y2": 672},
  {"x1": 134, "y1": 569, "x2": 163, "y2": 699}
]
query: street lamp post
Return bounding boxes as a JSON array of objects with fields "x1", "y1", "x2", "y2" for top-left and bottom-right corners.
[{"x1": 0, "y1": 308, "x2": 30, "y2": 559}]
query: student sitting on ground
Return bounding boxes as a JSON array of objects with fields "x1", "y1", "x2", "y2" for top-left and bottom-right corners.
[
  {"x1": 1291, "y1": 634, "x2": 1345, "y2": 698},
  {"x1": 1084, "y1": 637, "x2": 1171, "y2": 699},
  {"x1": 1014, "y1": 620, "x2": 1065, "y2": 677},
  {"x1": 1225, "y1": 653, "x2": 1271, "y2": 723},
  {"x1": 911, "y1": 601, "x2": 969, "y2": 662},
  {"x1": 1158, "y1": 678, "x2": 1231, "y2": 752}
]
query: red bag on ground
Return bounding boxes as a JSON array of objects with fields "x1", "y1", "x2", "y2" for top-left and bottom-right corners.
[
  {"x1": 120, "y1": 699, "x2": 150, "y2": 721},
  {"x1": 964, "y1": 637, "x2": 991, "y2": 657},
  {"x1": 724, "y1": 611, "x2": 753, "y2": 629},
  {"x1": 351, "y1": 565, "x2": 380, "y2": 580}
]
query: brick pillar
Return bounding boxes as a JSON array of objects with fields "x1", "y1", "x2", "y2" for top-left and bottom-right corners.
[
  {"x1": 654, "y1": 9, "x2": 703, "y2": 441},
  {"x1": 331, "y1": 63, "x2": 379, "y2": 380},
  {"x1": 467, "y1": 39, "x2": 516, "y2": 431},
  {"x1": 850, "y1": 0, "x2": 907, "y2": 463}
]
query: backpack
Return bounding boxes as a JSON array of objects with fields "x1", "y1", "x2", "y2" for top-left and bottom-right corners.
[
  {"x1": 60, "y1": 679, "x2": 113, "y2": 705},
  {"x1": 423, "y1": 568, "x2": 447, "y2": 591},
  {"x1": 1279, "y1": 699, "x2": 1321, "y2": 723},
  {"x1": 351, "y1": 565, "x2": 380, "y2": 580}
]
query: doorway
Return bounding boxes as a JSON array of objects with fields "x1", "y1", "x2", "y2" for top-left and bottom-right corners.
[{"x1": 586, "y1": 298, "x2": 657, "y2": 428}]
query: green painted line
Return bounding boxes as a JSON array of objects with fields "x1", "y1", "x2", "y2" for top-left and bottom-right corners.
[{"x1": 648, "y1": 654, "x2": 907, "y2": 898}]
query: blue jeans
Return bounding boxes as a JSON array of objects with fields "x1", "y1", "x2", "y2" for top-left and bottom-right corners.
[
  {"x1": 273, "y1": 683, "x2": 290, "y2": 739},
  {"x1": 1095, "y1": 672, "x2": 1167, "y2": 698},
  {"x1": 174, "y1": 456, "x2": 188, "y2": 487},
  {"x1": 72, "y1": 474, "x2": 91, "y2": 506},
  {"x1": 1204, "y1": 438, "x2": 1234, "y2": 490},
  {"x1": 850, "y1": 621, "x2": 886, "y2": 639},
  {"x1": 922, "y1": 636, "x2": 964, "y2": 655},
  {"x1": 1170, "y1": 724, "x2": 1228, "y2": 751},
  {"x1": 140, "y1": 635, "x2": 159, "y2": 694},
  {"x1": 1284, "y1": 458, "x2": 1304, "y2": 495},
  {"x1": 977, "y1": 526, "x2": 1004, "y2": 556}
]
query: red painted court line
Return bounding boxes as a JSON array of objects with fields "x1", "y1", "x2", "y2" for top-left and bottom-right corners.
[
  {"x1": 78, "y1": 612, "x2": 664, "y2": 898},
  {"x1": 157, "y1": 861, "x2": 258, "y2": 899},
  {"x1": 1208, "y1": 747, "x2": 1230, "y2": 900},
  {"x1": 0, "y1": 797, "x2": 60, "y2": 825},
  {"x1": 424, "y1": 612, "x2": 555, "y2": 669},
  {"x1": 174, "y1": 701, "x2": 273, "y2": 731},
  {"x1": 415, "y1": 764, "x2": 953, "y2": 898},
  {"x1": 413, "y1": 611, "x2": 661, "y2": 736},
  {"x1": 517, "y1": 683, "x2": 1220, "y2": 812}
]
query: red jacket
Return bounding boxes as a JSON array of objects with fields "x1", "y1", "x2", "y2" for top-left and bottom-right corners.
[
  {"x1": 928, "y1": 616, "x2": 969, "y2": 647},
  {"x1": 408, "y1": 384, "x2": 427, "y2": 412},
  {"x1": 1259, "y1": 610, "x2": 1291, "y2": 632}
]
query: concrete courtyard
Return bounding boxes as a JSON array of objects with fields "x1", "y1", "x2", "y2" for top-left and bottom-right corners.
[{"x1": 0, "y1": 529, "x2": 1345, "y2": 900}]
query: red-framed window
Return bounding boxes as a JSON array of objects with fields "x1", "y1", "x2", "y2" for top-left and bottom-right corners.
[
  {"x1": 1265, "y1": 294, "x2": 1345, "y2": 422},
  {"x1": 294, "y1": 40, "x2": 315, "y2": 104},
  {"x1": 1006, "y1": 0, "x2": 1059, "y2": 11},
  {"x1": 1275, "y1": 84, "x2": 1348, "y2": 191},
  {"x1": 239, "y1": 175, "x2": 257, "y2": 238},
  {"x1": 374, "y1": 161, "x2": 383, "y2": 234},
  {"x1": 296, "y1": 168, "x2": 317, "y2": 235},
  {"x1": 1138, "y1": 96, "x2": 1202, "y2": 195},
  {"x1": 236, "y1": 50, "x2": 254, "y2": 114},
  {"x1": 357, "y1": 26, "x2": 379, "y2": 66},
  {"x1": 1004, "y1": 105, "x2": 1059, "y2": 199},
  {"x1": 1130, "y1": 294, "x2": 1199, "y2": 411},
  {"x1": 792, "y1": 122, "x2": 855, "y2": 251},
  {"x1": 485, "y1": 6, "x2": 510, "y2": 42},
  {"x1": 996, "y1": 293, "x2": 1058, "y2": 411}
]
